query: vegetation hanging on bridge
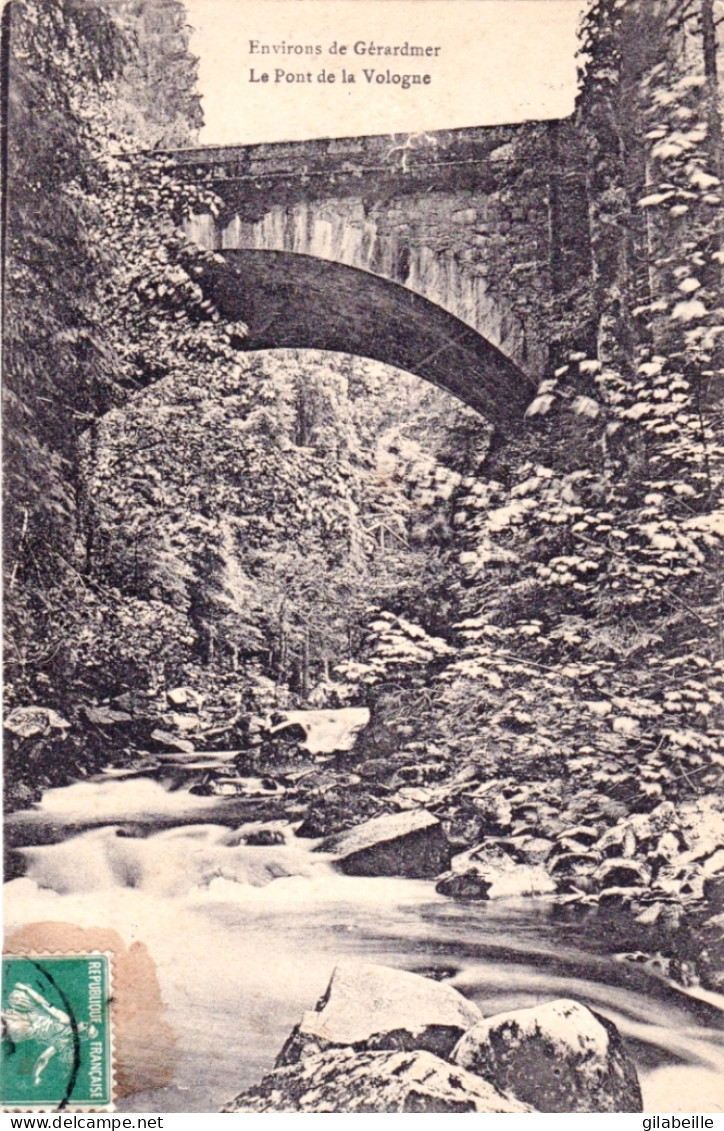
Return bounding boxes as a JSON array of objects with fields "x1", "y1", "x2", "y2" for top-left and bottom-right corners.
[{"x1": 3, "y1": 0, "x2": 723, "y2": 856}]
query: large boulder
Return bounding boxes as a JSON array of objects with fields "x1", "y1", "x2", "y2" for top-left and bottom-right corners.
[
  {"x1": 318, "y1": 809, "x2": 450, "y2": 878},
  {"x1": 705, "y1": 874, "x2": 724, "y2": 915},
  {"x1": 277, "y1": 961, "x2": 482, "y2": 1067},
  {"x1": 471, "y1": 791, "x2": 513, "y2": 835},
  {"x1": 452, "y1": 998, "x2": 642, "y2": 1112},
  {"x1": 697, "y1": 911, "x2": 724, "y2": 991},
  {"x1": 111, "y1": 690, "x2": 155, "y2": 716},
  {"x1": 224, "y1": 1048, "x2": 531, "y2": 1113},
  {"x1": 4, "y1": 706, "x2": 70, "y2": 739},
  {"x1": 514, "y1": 835, "x2": 555, "y2": 865},
  {"x1": 598, "y1": 886, "x2": 647, "y2": 913},
  {"x1": 594, "y1": 857, "x2": 651, "y2": 892},
  {"x1": 82, "y1": 705, "x2": 133, "y2": 727},
  {"x1": 556, "y1": 824, "x2": 600, "y2": 847},
  {"x1": 549, "y1": 851, "x2": 600, "y2": 891},
  {"x1": 243, "y1": 827, "x2": 285, "y2": 847},
  {"x1": 435, "y1": 870, "x2": 492, "y2": 900},
  {"x1": 166, "y1": 686, "x2": 204, "y2": 709},
  {"x1": 438, "y1": 841, "x2": 555, "y2": 899},
  {"x1": 598, "y1": 824, "x2": 638, "y2": 859},
  {"x1": 267, "y1": 707, "x2": 370, "y2": 754},
  {"x1": 148, "y1": 728, "x2": 194, "y2": 754}
]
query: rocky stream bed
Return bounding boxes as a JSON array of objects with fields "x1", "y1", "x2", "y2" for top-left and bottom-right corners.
[{"x1": 4, "y1": 697, "x2": 724, "y2": 1111}]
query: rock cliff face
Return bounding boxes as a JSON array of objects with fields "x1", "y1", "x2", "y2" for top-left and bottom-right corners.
[{"x1": 223, "y1": 962, "x2": 643, "y2": 1113}]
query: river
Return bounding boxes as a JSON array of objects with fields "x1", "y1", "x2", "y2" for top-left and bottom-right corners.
[{"x1": 4, "y1": 775, "x2": 724, "y2": 1113}]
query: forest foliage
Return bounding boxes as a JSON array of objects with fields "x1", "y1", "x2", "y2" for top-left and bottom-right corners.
[{"x1": 3, "y1": 0, "x2": 723, "y2": 811}]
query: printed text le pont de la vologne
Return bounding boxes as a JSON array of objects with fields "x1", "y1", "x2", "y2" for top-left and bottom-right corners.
[{"x1": 249, "y1": 40, "x2": 441, "y2": 89}]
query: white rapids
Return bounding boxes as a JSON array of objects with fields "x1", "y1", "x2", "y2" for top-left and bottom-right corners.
[{"x1": 5, "y1": 777, "x2": 724, "y2": 1113}]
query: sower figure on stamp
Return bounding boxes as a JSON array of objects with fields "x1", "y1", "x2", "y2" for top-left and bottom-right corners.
[{"x1": 2, "y1": 982, "x2": 96, "y2": 1087}]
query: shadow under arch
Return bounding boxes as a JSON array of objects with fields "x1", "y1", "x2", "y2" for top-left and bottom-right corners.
[{"x1": 196, "y1": 249, "x2": 536, "y2": 430}]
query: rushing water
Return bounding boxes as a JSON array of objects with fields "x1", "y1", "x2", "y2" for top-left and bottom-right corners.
[{"x1": 4, "y1": 776, "x2": 724, "y2": 1113}]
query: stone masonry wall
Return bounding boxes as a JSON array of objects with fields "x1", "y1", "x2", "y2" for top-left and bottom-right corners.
[{"x1": 174, "y1": 123, "x2": 582, "y2": 379}]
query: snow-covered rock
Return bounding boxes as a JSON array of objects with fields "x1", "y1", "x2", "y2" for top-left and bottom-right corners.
[
  {"x1": 169, "y1": 712, "x2": 200, "y2": 732},
  {"x1": 4, "y1": 706, "x2": 70, "y2": 738},
  {"x1": 453, "y1": 998, "x2": 642, "y2": 1112},
  {"x1": 556, "y1": 824, "x2": 599, "y2": 847},
  {"x1": 678, "y1": 796, "x2": 724, "y2": 846},
  {"x1": 598, "y1": 823, "x2": 638, "y2": 859},
  {"x1": 594, "y1": 857, "x2": 651, "y2": 891},
  {"x1": 627, "y1": 802, "x2": 678, "y2": 844},
  {"x1": 549, "y1": 850, "x2": 600, "y2": 888},
  {"x1": 82, "y1": 705, "x2": 133, "y2": 726},
  {"x1": 435, "y1": 869, "x2": 492, "y2": 900},
  {"x1": 167, "y1": 687, "x2": 189, "y2": 707},
  {"x1": 166, "y1": 686, "x2": 204, "y2": 709},
  {"x1": 224, "y1": 1047, "x2": 532, "y2": 1113},
  {"x1": 598, "y1": 886, "x2": 647, "y2": 912},
  {"x1": 149, "y1": 728, "x2": 194, "y2": 754},
  {"x1": 442, "y1": 841, "x2": 556, "y2": 898},
  {"x1": 267, "y1": 707, "x2": 370, "y2": 754},
  {"x1": 318, "y1": 809, "x2": 450, "y2": 878},
  {"x1": 276, "y1": 961, "x2": 482, "y2": 1067},
  {"x1": 515, "y1": 835, "x2": 555, "y2": 864},
  {"x1": 470, "y1": 791, "x2": 513, "y2": 834}
]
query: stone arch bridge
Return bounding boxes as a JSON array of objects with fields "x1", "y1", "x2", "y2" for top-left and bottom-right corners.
[{"x1": 165, "y1": 122, "x2": 590, "y2": 429}]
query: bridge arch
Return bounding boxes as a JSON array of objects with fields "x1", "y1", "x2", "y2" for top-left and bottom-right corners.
[{"x1": 198, "y1": 249, "x2": 536, "y2": 429}]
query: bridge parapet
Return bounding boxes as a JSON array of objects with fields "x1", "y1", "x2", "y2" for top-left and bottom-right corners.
[{"x1": 162, "y1": 124, "x2": 546, "y2": 210}]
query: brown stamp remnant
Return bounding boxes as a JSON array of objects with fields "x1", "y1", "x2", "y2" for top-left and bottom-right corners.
[{"x1": 5, "y1": 924, "x2": 177, "y2": 1104}]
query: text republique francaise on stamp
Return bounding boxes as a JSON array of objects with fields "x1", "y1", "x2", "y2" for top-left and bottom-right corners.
[{"x1": 1, "y1": 955, "x2": 112, "y2": 1111}]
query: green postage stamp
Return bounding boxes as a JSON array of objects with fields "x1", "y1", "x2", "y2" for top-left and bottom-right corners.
[{"x1": 1, "y1": 955, "x2": 112, "y2": 1110}]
